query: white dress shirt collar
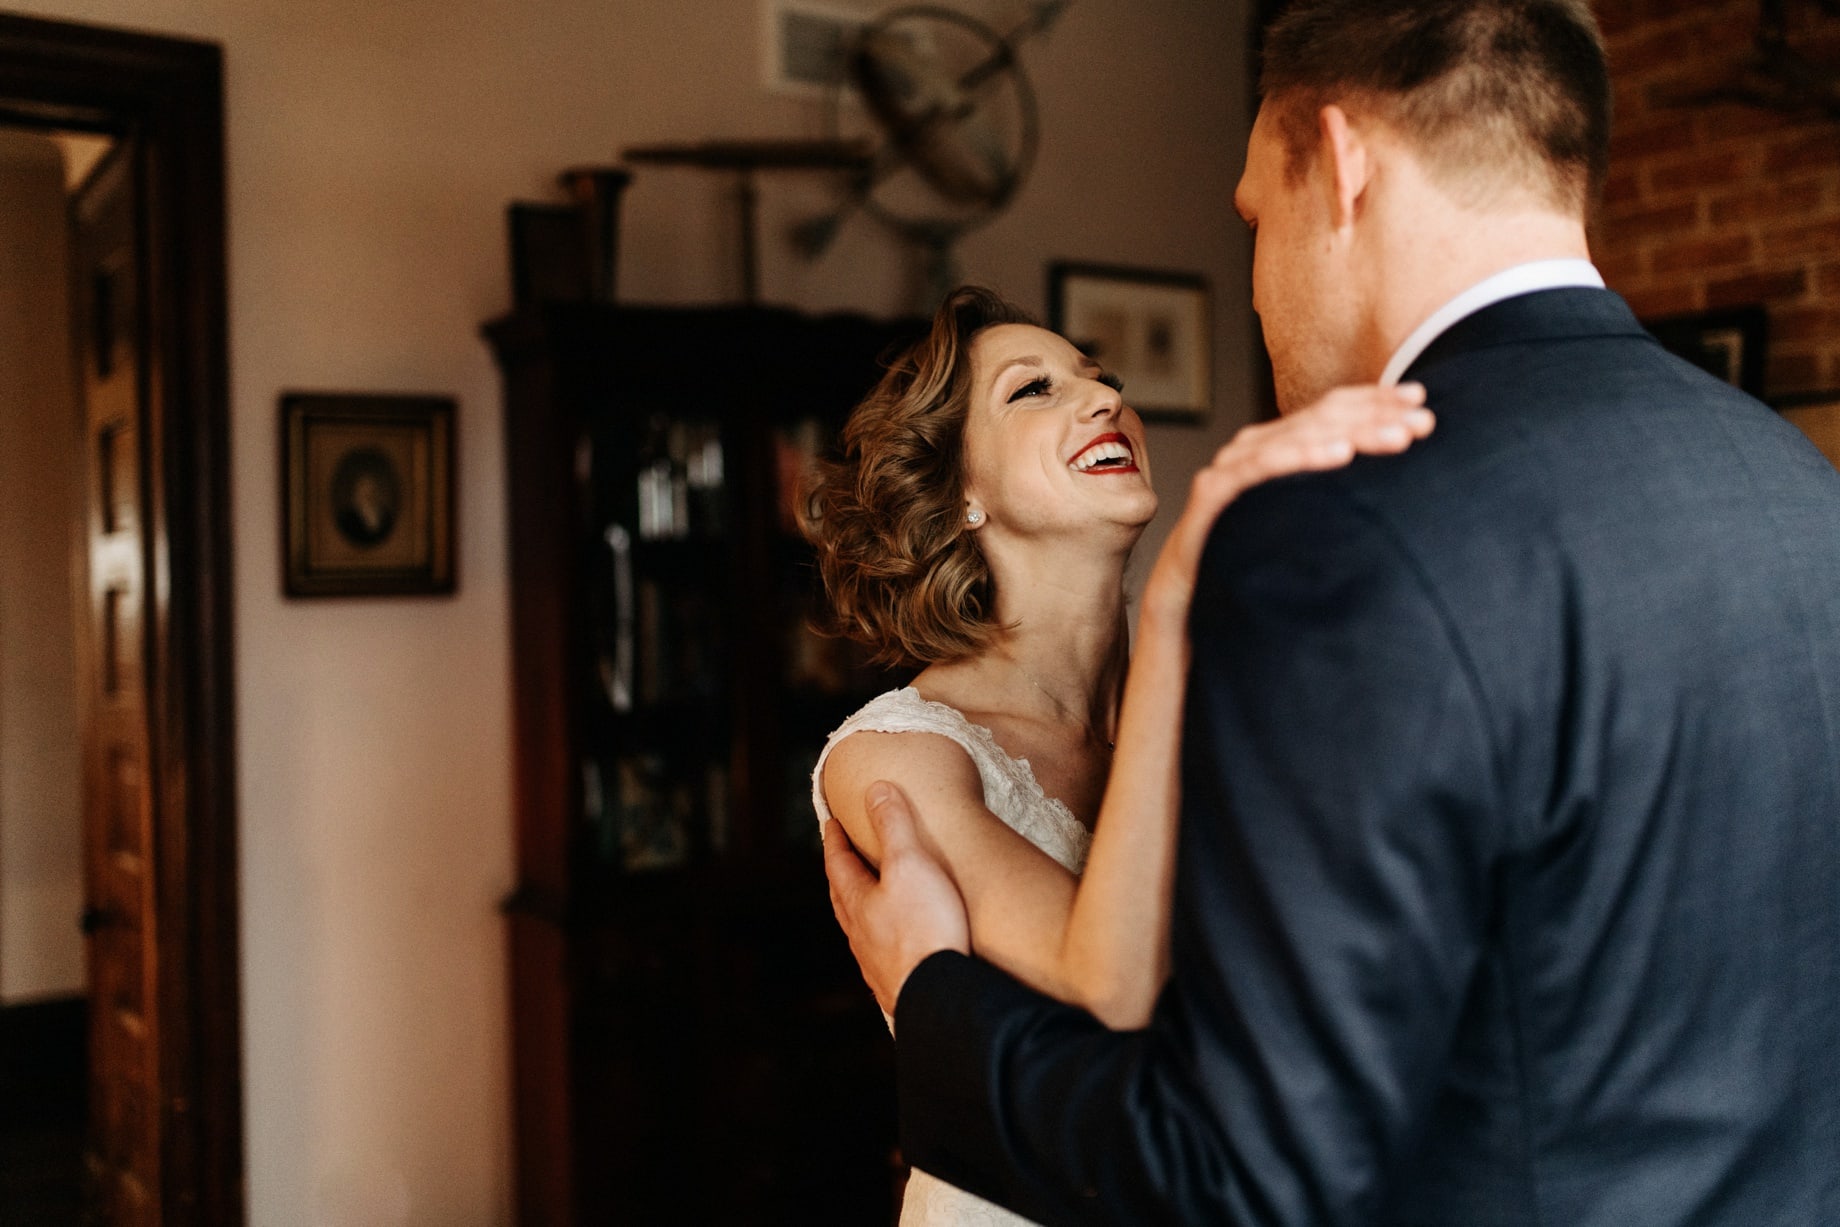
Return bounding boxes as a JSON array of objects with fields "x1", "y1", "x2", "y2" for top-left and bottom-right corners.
[{"x1": 1379, "y1": 258, "x2": 1605, "y2": 387}]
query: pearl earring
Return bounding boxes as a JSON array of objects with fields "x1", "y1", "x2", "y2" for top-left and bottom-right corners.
[{"x1": 965, "y1": 509, "x2": 984, "y2": 525}]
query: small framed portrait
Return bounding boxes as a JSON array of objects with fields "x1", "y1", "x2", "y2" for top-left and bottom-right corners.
[
  {"x1": 1643, "y1": 305, "x2": 1767, "y2": 397},
  {"x1": 281, "y1": 392, "x2": 456, "y2": 597},
  {"x1": 1048, "y1": 262, "x2": 1213, "y2": 422}
]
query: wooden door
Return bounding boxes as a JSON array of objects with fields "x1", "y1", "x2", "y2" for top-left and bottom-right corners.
[{"x1": 71, "y1": 138, "x2": 163, "y2": 1227}]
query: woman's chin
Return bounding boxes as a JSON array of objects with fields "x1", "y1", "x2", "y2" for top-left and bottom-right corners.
[
  {"x1": 1114, "y1": 489, "x2": 1160, "y2": 530},
  {"x1": 1103, "y1": 506, "x2": 1157, "y2": 551}
]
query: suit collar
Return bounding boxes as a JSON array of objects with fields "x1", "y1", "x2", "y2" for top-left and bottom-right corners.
[
  {"x1": 1402, "y1": 288, "x2": 1651, "y2": 383},
  {"x1": 1381, "y1": 259, "x2": 1604, "y2": 385}
]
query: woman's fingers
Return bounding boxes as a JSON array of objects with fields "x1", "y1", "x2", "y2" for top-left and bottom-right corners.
[
  {"x1": 1171, "y1": 385, "x2": 1434, "y2": 530},
  {"x1": 1208, "y1": 384, "x2": 1434, "y2": 487},
  {"x1": 1143, "y1": 382, "x2": 1439, "y2": 625}
]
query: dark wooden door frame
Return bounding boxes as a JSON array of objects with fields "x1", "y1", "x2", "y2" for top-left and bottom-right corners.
[{"x1": 0, "y1": 11, "x2": 242, "y2": 1225}]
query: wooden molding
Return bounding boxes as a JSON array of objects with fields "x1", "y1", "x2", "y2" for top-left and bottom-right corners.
[{"x1": 0, "y1": 13, "x2": 243, "y2": 1226}]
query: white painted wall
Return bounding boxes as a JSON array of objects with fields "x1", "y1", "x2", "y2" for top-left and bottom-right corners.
[
  {"x1": 1, "y1": 2, "x2": 1253, "y2": 1222},
  {"x1": 0, "y1": 132, "x2": 86, "y2": 1007}
]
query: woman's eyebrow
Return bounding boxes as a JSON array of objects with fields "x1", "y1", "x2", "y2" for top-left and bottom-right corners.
[{"x1": 991, "y1": 356, "x2": 1044, "y2": 383}]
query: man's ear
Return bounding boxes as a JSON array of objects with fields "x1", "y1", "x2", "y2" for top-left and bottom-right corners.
[{"x1": 1317, "y1": 104, "x2": 1369, "y2": 236}]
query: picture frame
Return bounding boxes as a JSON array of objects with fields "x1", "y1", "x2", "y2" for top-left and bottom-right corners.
[
  {"x1": 1772, "y1": 390, "x2": 1840, "y2": 470},
  {"x1": 1048, "y1": 262, "x2": 1213, "y2": 422},
  {"x1": 281, "y1": 392, "x2": 456, "y2": 597},
  {"x1": 1643, "y1": 305, "x2": 1767, "y2": 397}
]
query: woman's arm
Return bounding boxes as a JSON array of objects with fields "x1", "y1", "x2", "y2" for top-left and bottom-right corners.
[
  {"x1": 823, "y1": 730, "x2": 1084, "y2": 1003},
  {"x1": 825, "y1": 385, "x2": 1435, "y2": 1028},
  {"x1": 1056, "y1": 383, "x2": 1435, "y2": 1025}
]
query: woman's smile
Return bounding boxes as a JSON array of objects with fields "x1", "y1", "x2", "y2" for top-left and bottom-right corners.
[{"x1": 1068, "y1": 432, "x2": 1138, "y2": 474}]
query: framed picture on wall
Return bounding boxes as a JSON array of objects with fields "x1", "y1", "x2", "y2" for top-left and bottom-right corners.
[
  {"x1": 281, "y1": 392, "x2": 456, "y2": 597},
  {"x1": 1773, "y1": 391, "x2": 1840, "y2": 470},
  {"x1": 1642, "y1": 305, "x2": 1768, "y2": 397},
  {"x1": 1048, "y1": 262, "x2": 1213, "y2": 422}
]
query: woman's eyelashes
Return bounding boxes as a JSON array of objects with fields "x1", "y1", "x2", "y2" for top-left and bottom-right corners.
[
  {"x1": 1004, "y1": 371, "x2": 1125, "y2": 404},
  {"x1": 1008, "y1": 376, "x2": 1052, "y2": 403}
]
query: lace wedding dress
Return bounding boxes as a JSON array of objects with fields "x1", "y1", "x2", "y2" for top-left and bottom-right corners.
[{"x1": 812, "y1": 686, "x2": 1093, "y2": 1227}]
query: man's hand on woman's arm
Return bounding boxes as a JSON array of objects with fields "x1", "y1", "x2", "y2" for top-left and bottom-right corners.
[{"x1": 822, "y1": 781, "x2": 970, "y2": 1018}]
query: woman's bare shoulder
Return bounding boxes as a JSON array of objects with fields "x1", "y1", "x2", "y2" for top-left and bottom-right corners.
[
  {"x1": 820, "y1": 728, "x2": 987, "y2": 863},
  {"x1": 823, "y1": 728, "x2": 982, "y2": 811}
]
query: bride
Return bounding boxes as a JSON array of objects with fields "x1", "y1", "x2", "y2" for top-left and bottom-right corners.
[{"x1": 804, "y1": 286, "x2": 1431, "y2": 1225}]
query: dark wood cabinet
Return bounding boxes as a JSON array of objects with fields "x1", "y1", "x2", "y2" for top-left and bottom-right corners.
[{"x1": 487, "y1": 303, "x2": 924, "y2": 1225}]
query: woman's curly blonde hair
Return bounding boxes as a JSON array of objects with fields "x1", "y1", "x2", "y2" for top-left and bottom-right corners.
[{"x1": 804, "y1": 285, "x2": 1036, "y2": 666}]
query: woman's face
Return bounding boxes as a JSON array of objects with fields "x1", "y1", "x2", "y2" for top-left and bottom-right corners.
[{"x1": 960, "y1": 323, "x2": 1157, "y2": 541}]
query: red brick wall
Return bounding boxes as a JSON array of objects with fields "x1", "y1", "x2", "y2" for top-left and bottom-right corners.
[{"x1": 1593, "y1": 0, "x2": 1840, "y2": 398}]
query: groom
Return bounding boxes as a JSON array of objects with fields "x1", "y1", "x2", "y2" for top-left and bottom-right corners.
[{"x1": 823, "y1": 0, "x2": 1840, "y2": 1222}]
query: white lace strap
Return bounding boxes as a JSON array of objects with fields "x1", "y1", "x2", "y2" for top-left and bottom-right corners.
[{"x1": 810, "y1": 687, "x2": 1005, "y2": 830}]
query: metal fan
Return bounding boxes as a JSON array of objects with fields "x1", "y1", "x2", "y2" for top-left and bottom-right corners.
[{"x1": 794, "y1": 2, "x2": 1068, "y2": 305}]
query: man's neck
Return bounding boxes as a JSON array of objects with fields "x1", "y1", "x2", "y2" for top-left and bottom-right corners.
[{"x1": 1368, "y1": 208, "x2": 1593, "y2": 381}]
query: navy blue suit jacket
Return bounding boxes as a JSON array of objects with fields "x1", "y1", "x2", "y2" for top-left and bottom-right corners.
[{"x1": 893, "y1": 289, "x2": 1840, "y2": 1225}]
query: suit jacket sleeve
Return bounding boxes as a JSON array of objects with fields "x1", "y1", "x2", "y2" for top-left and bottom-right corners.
[{"x1": 894, "y1": 476, "x2": 1506, "y2": 1225}]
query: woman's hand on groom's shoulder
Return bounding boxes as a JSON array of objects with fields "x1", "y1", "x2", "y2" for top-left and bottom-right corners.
[{"x1": 1143, "y1": 382, "x2": 1435, "y2": 629}]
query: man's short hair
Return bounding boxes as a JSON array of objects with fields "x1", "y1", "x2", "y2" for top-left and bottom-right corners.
[{"x1": 1260, "y1": 0, "x2": 1610, "y2": 214}]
